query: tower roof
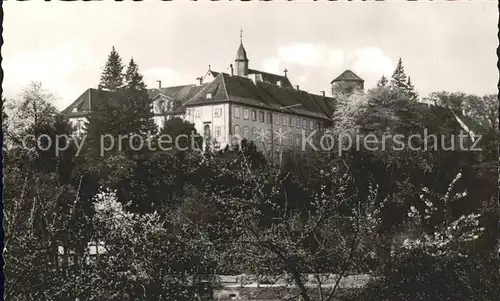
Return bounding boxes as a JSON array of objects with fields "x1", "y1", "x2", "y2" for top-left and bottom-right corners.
[
  {"x1": 235, "y1": 43, "x2": 248, "y2": 61},
  {"x1": 330, "y1": 69, "x2": 364, "y2": 83}
]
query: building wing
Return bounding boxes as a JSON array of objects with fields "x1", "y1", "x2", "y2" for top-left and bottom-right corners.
[{"x1": 180, "y1": 72, "x2": 334, "y2": 120}]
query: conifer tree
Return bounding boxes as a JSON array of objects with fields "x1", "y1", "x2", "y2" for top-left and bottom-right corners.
[
  {"x1": 122, "y1": 58, "x2": 157, "y2": 138},
  {"x1": 84, "y1": 47, "x2": 126, "y2": 161},
  {"x1": 124, "y1": 58, "x2": 146, "y2": 91},
  {"x1": 390, "y1": 58, "x2": 409, "y2": 91},
  {"x1": 377, "y1": 75, "x2": 388, "y2": 87},
  {"x1": 99, "y1": 46, "x2": 124, "y2": 91},
  {"x1": 406, "y1": 76, "x2": 418, "y2": 101},
  {"x1": 83, "y1": 89, "x2": 123, "y2": 161}
]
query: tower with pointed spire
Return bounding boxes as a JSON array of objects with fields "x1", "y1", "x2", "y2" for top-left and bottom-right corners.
[{"x1": 235, "y1": 28, "x2": 249, "y2": 76}]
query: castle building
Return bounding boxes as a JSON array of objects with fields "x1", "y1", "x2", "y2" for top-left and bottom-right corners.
[{"x1": 63, "y1": 34, "x2": 364, "y2": 155}]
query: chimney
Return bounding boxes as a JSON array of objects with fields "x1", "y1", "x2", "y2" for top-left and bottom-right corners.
[
  {"x1": 296, "y1": 85, "x2": 300, "y2": 90},
  {"x1": 196, "y1": 77, "x2": 203, "y2": 86},
  {"x1": 321, "y1": 91, "x2": 325, "y2": 97},
  {"x1": 249, "y1": 74, "x2": 257, "y2": 85},
  {"x1": 156, "y1": 80, "x2": 162, "y2": 89},
  {"x1": 230, "y1": 64, "x2": 234, "y2": 76}
]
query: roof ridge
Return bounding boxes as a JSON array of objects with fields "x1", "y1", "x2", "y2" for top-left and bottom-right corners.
[
  {"x1": 256, "y1": 81, "x2": 297, "y2": 111},
  {"x1": 62, "y1": 88, "x2": 93, "y2": 113},
  {"x1": 331, "y1": 69, "x2": 364, "y2": 83},
  {"x1": 182, "y1": 75, "x2": 220, "y2": 107},
  {"x1": 248, "y1": 68, "x2": 279, "y2": 76},
  {"x1": 259, "y1": 81, "x2": 334, "y2": 118},
  {"x1": 221, "y1": 73, "x2": 230, "y2": 101},
  {"x1": 248, "y1": 68, "x2": 292, "y2": 86},
  {"x1": 155, "y1": 92, "x2": 176, "y2": 100},
  {"x1": 148, "y1": 84, "x2": 195, "y2": 91}
]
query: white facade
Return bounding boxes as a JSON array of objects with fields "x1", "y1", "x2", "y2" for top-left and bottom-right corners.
[
  {"x1": 229, "y1": 104, "x2": 322, "y2": 154},
  {"x1": 183, "y1": 103, "x2": 231, "y2": 149},
  {"x1": 67, "y1": 100, "x2": 323, "y2": 154},
  {"x1": 152, "y1": 95, "x2": 176, "y2": 130}
]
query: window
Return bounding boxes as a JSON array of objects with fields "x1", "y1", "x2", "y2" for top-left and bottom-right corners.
[
  {"x1": 275, "y1": 131, "x2": 280, "y2": 145},
  {"x1": 267, "y1": 112, "x2": 272, "y2": 124},
  {"x1": 72, "y1": 107, "x2": 78, "y2": 113},
  {"x1": 234, "y1": 106, "x2": 240, "y2": 118},
  {"x1": 289, "y1": 133, "x2": 294, "y2": 146},
  {"x1": 80, "y1": 120, "x2": 86, "y2": 134},
  {"x1": 259, "y1": 111, "x2": 265, "y2": 122},
  {"x1": 215, "y1": 126, "x2": 221, "y2": 137},
  {"x1": 243, "y1": 108, "x2": 249, "y2": 119},
  {"x1": 295, "y1": 117, "x2": 300, "y2": 128},
  {"x1": 206, "y1": 93, "x2": 212, "y2": 99},
  {"x1": 203, "y1": 124, "x2": 211, "y2": 138},
  {"x1": 289, "y1": 116, "x2": 294, "y2": 128},
  {"x1": 282, "y1": 116, "x2": 287, "y2": 126},
  {"x1": 153, "y1": 101, "x2": 160, "y2": 114},
  {"x1": 166, "y1": 100, "x2": 173, "y2": 112},
  {"x1": 316, "y1": 121, "x2": 321, "y2": 130},
  {"x1": 275, "y1": 115, "x2": 280, "y2": 125},
  {"x1": 302, "y1": 119, "x2": 307, "y2": 129},
  {"x1": 309, "y1": 120, "x2": 314, "y2": 130},
  {"x1": 234, "y1": 125, "x2": 241, "y2": 137},
  {"x1": 195, "y1": 109, "x2": 201, "y2": 118},
  {"x1": 214, "y1": 107, "x2": 222, "y2": 118},
  {"x1": 83, "y1": 241, "x2": 107, "y2": 264},
  {"x1": 251, "y1": 110, "x2": 257, "y2": 121},
  {"x1": 243, "y1": 127, "x2": 249, "y2": 139},
  {"x1": 58, "y1": 245, "x2": 78, "y2": 267},
  {"x1": 88, "y1": 241, "x2": 107, "y2": 256},
  {"x1": 295, "y1": 134, "x2": 301, "y2": 147},
  {"x1": 251, "y1": 127, "x2": 256, "y2": 140}
]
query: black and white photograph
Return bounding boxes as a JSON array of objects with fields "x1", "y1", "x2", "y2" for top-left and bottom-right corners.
[{"x1": 1, "y1": 1, "x2": 499, "y2": 300}]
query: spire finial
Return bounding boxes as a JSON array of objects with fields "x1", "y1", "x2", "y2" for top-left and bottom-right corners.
[
  {"x1": 283, "y1": 68, "x2": 288, "y2": 78},
  {"x1": 240, "y1": 27, "x2": 243, "y2": 44}
]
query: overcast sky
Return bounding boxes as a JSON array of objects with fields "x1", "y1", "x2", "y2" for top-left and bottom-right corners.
[{"x1": 3, "y1": 1, "x2": 498, "y2": 110}]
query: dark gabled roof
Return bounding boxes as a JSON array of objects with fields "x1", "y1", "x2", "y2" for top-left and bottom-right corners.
[
  {"x1": 208, "y1": 70, "x2": 219, "y2": 77},
  {"x1": 331, "y1": 70, "x2": 364, "y2": 83},
  {"x1": 200, "y1": 70, "x2": 219, "y2": 83},
  {"x1": 182, "y1": 72, "x2": 334, "y2": 119},
  {"x1": 62, "y1": 88, "x2": 91, "y2": 117},
  {"x1": 148, "y1": 84, "x2": 206, "y2": 102},
  {"x1": 62, "y1": 88, "x2": 115, "y2": 117},
  {"x1": 148, "y1": 85, "x2": 207, "y2": 114},
  {"x1": 63, "y1": 71, "x2": 332, "y2": 120},
  {"x1": 62, "y1": 85, "x2": 205, "y2": 118},
  {"x1": 248, "y1": 68, "x2": 293, "y2": 88}
]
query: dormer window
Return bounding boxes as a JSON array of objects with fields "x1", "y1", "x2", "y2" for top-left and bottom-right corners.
[
  {"x1": 72, "y1": 107, "x2": 78, "y2": 113},
  {"x1": 206, "y1": 93, "x2": 212, "y2": 99}
]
